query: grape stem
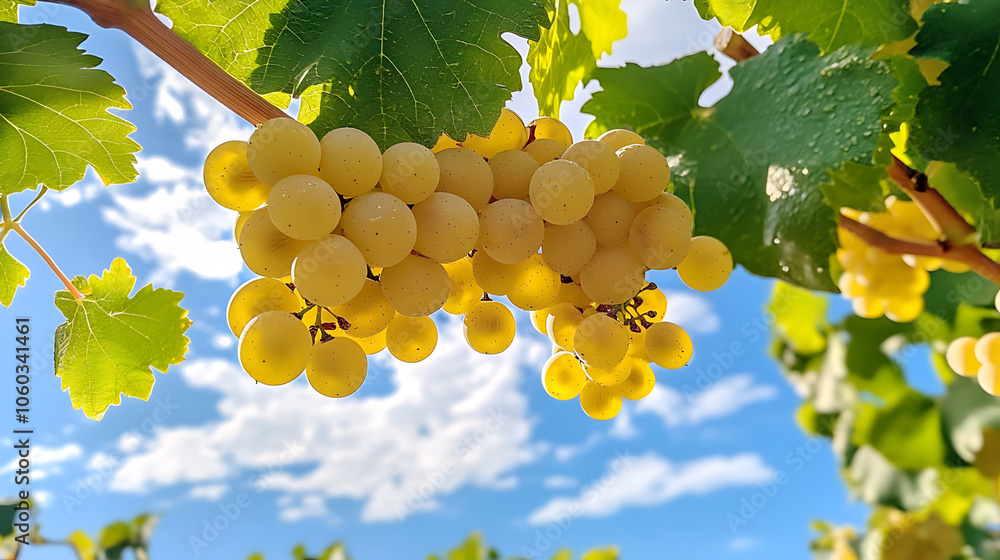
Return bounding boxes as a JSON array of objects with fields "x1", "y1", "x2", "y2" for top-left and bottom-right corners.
[
  {"x1": 1, "y1": 192, "x2": 86, "y2": 300},
  {"x1": 44, "y1": 0, "x2": 286, "y2": 126},
  {"x1": 887, "y1": 156, "x2": 977, "y2": 244}
]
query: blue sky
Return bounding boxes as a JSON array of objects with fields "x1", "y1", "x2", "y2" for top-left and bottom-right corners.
[{"x1": 1, "y1": 1, "x2": 883, "y2": 558}]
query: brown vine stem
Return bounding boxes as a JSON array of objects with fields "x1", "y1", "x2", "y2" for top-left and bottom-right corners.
[
  {"x1": 45, "y1": 0, "x2": 286, "y2": 126},
  {"x1": 887, "y1": 156, "x2": 978, "y2": 244},
  {"x1": 10, "y1": 222, "x2": 86, "y2": 301}
]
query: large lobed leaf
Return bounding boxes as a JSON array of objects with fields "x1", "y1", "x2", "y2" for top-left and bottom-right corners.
[
  {"x1": 0, "y1": 23, "x2": 139, "y2": 194},
  {"x1": 54, "y1": 258, "x2": 191, "y2": 420},
  {"x1": 157, "y1": 0, "x2": 549, "y2": 148},
  {"x1": 0, "y1": 243, "x2": 29, "y2": 307}
]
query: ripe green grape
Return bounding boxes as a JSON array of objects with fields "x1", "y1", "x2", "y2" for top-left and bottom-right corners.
[
  {"x1": 330, "y1": 278, "x2": 395, "y2": 338},
  {"x1": 227, "y1": 278, "x2": 301, "y2": 336},
  {"x1": 507, "y1": 254, "x2": 561, "y2": 311},
  {"x1": 542, "y1": 222, "x2": 597, "y2": 276},
  {"x1": 613, "y1": 144, "x2": 670, "y2": 203},
  {"x1": 598, "y1": 129, "x2": 644, "y2": 152},
  {"x1": 976, "y1": 333, "x2": 1000, "y2": 365},
  {"x1": 386, "y1": 314, "x2": 438, "y2": 363},
  {"x1": 306, "y1": 337, "x2": 368, "y2": 397},
  {"x1": 561, "y1": 140, "x2": 620, "y2": 195},
  {"x1": 435, "y1": 148, "x2": 494, "y2": 212},
  {"x1": 380, "y1": 254, "x2": 450, "y2": 316},
  {"x1": 529, "y1": 160, "x2": 595, "y2": 225},
  {"x1": 266, "y1": 175, "x2": 342, "y2": 240},
  {"x1": 574, "y1": 313, "x2": 629, "y2": 370},
  {"x1": 443, "y1": 258, "x2": 483, "y2": 315},
  {"x1": 318, "y1": 127, "x2": 382, "y2": 198},
  {"x1": 463, "y1": 300, "x2": 516, "y2": 354},
  {"x1": 463, "y1": 108, "x2": 528, "y2": 158},
  {"x1": 584, "y1": 192, "x2": 635, "y2": 246},
  {"x1": 946, "y1": 336, "x2": 982, "y2": 377},
  {"x1": 585, "y1": 357, "x2": 631, "y2": 386},
  {"x1": 579, "y1": 381, "x2": 622, "y2": 420},
  {"x1": 579, "y1": 245, "x2": 646, "y2": 304},
  {"x1": 645, "y1": 322, "x2": 692, "y2": 369},
  {"x1": 528, "y1": 117, "x2": 573, "y2": 147},
  {"x1": 643, "y1": 193, "x2": 693, "y2": 228},
  {"x1": 204, "y1": 140, "x2": 270, "y2": 211},
  {"x1": 246, "y1": 118, "x2": 321, "y2": 186},
  {"x1": 238, "y1": 208, "x2": 309, "y2": 277},
  {"x1": 411, "y1": 192, "x2": 480, "y2": 263},
  {"x1": 676, "y1": 236, "x2": 733, "y2": 291},
  {"x1": 472, "y1": 250, "x2": 513, "y2": 295},
  {"x1": 291, "y1": 235, "x2": 368, "y2": 307},
  {"x1": 981, "y1": 364, "x2": 1000, "y2": 396},
  {"x1": 613, "y1": 359, "x2": 656, "y2": 400},
  {"x1": 341, "y1": 192, "x2": 417, "y2": 267},
  {"x1": 523, "y1": 139, "x2": 567, "y2": 165},
  {"x1": 542, "y1": 352, "x2": 587, "y2": 400},
  {"x1": 547, "y1": 303, "x2": 584, "y2": 351},
  {"x1": 480, "y1": 199, "x2": 544, "y2": 264},
  {"x1": 380, "y1": 142, "x2": 440, "y2": 204},
  {"x1": 629, "y1": 206, "x2": 692, "y2": 270},
  {"x1": 238, "y1": 310, "x2": 312, "y2": 385},
  {"x1": 489, "y1": 149, "x2": 539, "y2": 200}
]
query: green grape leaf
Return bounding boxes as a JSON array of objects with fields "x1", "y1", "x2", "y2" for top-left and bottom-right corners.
[
  {"x1": 865, "y1": 391, "x2": 945, "y2": 470},
  {"x1": 0, "y1": 0, "x2": 31, "y2": 23},
  {"x1": 0, "y1": 243, "x2": 29, "y2": 307},
  {"x1": 156, "y1": 0, "x2": 549, "y2": 148},
  {"x1": 846, "y1": 444, "x2": 938, "y2": 511},
  {"x1": 941, "y1": 376, "x2": 1000, "y2": 464},
  {"x1": 67, "y1": 530, "x2": 96, "y2": 560},
  {"x1": 581, "y1": 548, "x2": 619, "y2": 560},
  {"x1": 768, "y1": 281, "x2": 828, "y2": 355},
  {"x1": 527, "y1": 0, "x2": 627, "y2": 118},
  {"x1": 909, "y1": 0, "x2": 1000, "y2": 237},
  {"x1": 818, "y1": 162, "x2": 892, "y2": 213},
  {"x1": 0, "y1": 23, "x2": 139, "y2": 194},
  {"x1": 53, "y1": 258, "x2": 191, "y2": 420},
  {"x1": 582, "y1": 52, "x2": 721, "y2": 146},
  {"x1": 694, "y1": 0, "x2": 917, "y2": 53},
  {"x1": 842, "y1": 316, "x2": 910, "y2": 401}
]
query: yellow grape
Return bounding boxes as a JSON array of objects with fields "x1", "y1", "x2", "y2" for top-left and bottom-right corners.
[
  {"x1": 630, "y1": 206, "x2": 692, "y2": 270},
  {"x1": 530, "y1": 308, "x2": 551, "y2": 335},
  {"x1": 480, "y1": 199, "x2": 545, "y2": 264},
  {"x1": 463, "y1": 300, "x2": 516, "y2": 354},
  {"x1": 386, "y1": 314, "x2": 437, "y2": 363},
  {"x1": 542, "y1": 222, "x2": 597, "y2": 276},
  {"x1": 554, "y1": 281, "x2": 591, "y2": 308},
  {"x1": 432, "y1": 132, "x2": 461, "y2": 153},
  {"x1": 613, "y1": 144, "x2": 670, "y2": 203},
  {"x1": 318, "y1": 127, "x2": 382, "y2": 198},
  {"x1": 676, "y1": 236, "x2": 733, "y2": 291},
  {"x1": 585, "y1": 357, "x2": 631, "y2": 386},
  {"x1": 561, "y1": 140, "x2": 620, "y2": 195},
  {"x1": 238, "y1": 310, "x2": 312, "y2": 385},
  {"x1": 613, "y1": 359, "x2": 656, "y2": 400},
  {"x1": 584, "y1": 192, "x2": 634, "y2": 246},
  {"x1": 884, "y1": 296, "x2": 923, "y2": 323},
  {"x1": 542, "y1": 352, "x2": 587, "y2": 400},
  {"x1": 579, "y1": 381, "x2": 622, "y2": 420},
  {"x1": 489, "y1": 149, "x2": 539, "y2": 200},
  {"x1": 598, "y1": 129, "x2": 644, "y2": 152},
  {"x1": 306, "y1": 337, "x2": 368, "y2": 397},
  {"x1": 546, "y1": 303, "x2": 585, "y2": 351},
  {"x1": 995, "y1": 289, "x2": 1000, "y2": 313},
  {"x1": 435, "y1": 148, "x2": 494, "y2": 212},
  {"x1": 507, "y1": 254, "x2": 561, "y2": 310},
  {"x1": 442, "y1": 258, "x2": 482, "y2": 315},
  {"x1": 946, "y1": 336, "x2": 982, "y2": 377},
  {"x1": 227, "y1": 277, "x2": 301, "y2": 336},
  {"x1": 644, "y1": 193, "x2": 693, "y2": 229},
  {"x1": 472, "y1": 250, "x2": 513, "y2": 295},
  {"x1": 529, "y1": 117, "x2": 573, "y2": 147},
  {"x1": 645, "y1": 322, "x2": 692, "y2": 369},
  {"x1": 635, "y1": 287, "x2": 667, "y2": 322},
  {"x1": 331, "y1": 279, "x2": 395, "y2": 338},
  {"x1": 838, "y1": 272, "x2": 865, "y2": 298},
  {"x1": 238, "y1": 208, "x2": 308, "y2": 277},
  {"x1": 411, "y1": 192, "x2": 480, "y2": 263},
  {"x1": 523, "y1": 139, "x2": 568, "y2": 165},
  {"x1": 980, "y1": 364, "x2": 1000, "y2": 396},
  {"x1": 341, "y1": 192, "x2": 417, "y2": 267},
  {"x1": 463, "y1": 108, "x2": 528, "y2": 158},
  {"x1": 380, "y1": 254, "x2": 450, "y2": 316},
  {"x1": 852, "y1": 296, "x2": 885, "y2": 319},
  {"x1": 266, "y1": 175, "x2": 342, "y2": 241},
  {"x1": 204, "y1": 140, "x2": 270, "y2": 211},
  {"x1": 380, "y1": 142, "x2": 440, "y2": 204},
  {"x1": 356, "y1": 329, "x2": 387, "y2": 355},
  {"x1": 574, "y1": 313, "x2": 629, "y2": 370},
  {"x1": 234, "y1": 211, "x2": 253, "y2": 240},
  {"x1": 292, "y1": 235, "x2": 368, "y2": 307},
  {"x1": 246, "y1": 118, "x2": 321, "y2": 185},
  {"x1": 580, "y1": 245, "x2": 646, "y2": 304},
  {"x1": 529, "y1": 160, "x2": 596, "y2": 225},
  {"x1": 627, "y1": 327, "x2": 647, "y2": 361},
  {"x1": 975, "y1": 333, "x2": 1000, "y2": 365}
]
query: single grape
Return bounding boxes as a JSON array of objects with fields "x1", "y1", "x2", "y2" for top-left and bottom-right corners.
[
  {"x1": 490, "y1": 149, "x2": 539, "y2": 200},
  {"x1": 585, "y1": 357, "x2": 632, "y2": 386},
  {"x1": 975, "y1": 333, "x2": 1000, "y2": 365},
  {"x1": 307, "y1": 337, "x2": 368, "y2": 397},
  {"x1": 227, "y1": 277, "x2": 301, "y2": 336},
  {"x1": 380, "y1": 142, "x2": 440, "y2": 204},
  {"x1": 380, "y1": 254, "x2": 450, "y2": 316},
  {"x1": 386, "y1": 314, "x2": 437, "y2": 363},
  {"x1": 472, "y1": 250, "x2": 514, "y2": 295},
  {"x1": 528, "y1": 117, "x2": 573, "y2": 147},
  {"x1": 630, "y1": 206, "x2": 692, "y2": 270},
  {"x1": 852, "y1": 296, "x2": 885, "y2": 319},
  {"x1": 234, "y1": 211, "x2": 253, "y2": 240},
  {"x1": 341, "y1": 192, "x2": 417, "y2": 267},
  {"x1": 644, "y1": 193, "x2": 693, "y2": 229},
  {"x1": 574, "y1": 313, "x2": 629, "y2": 370},
  {"x1": 318, "y1": 127, "x2": 382, "y2": 198},
  {"x1": 238, "y1": 310, "x2": 312, "y2": 385},
  {"x1": 676, "y1": 236, "x2": 733, "y2": 291},
  {"x1": 553, "y1": 281, "x2": 591, "y2": 309},
  {"x1": 523, "y1": 138, "x2": 567, "y2": 165},
  {"x1": 530, "y1": 308, "x2": 551, "y2": 335},
  {"x1": 585, "y1": 192, "x2": 634, "y2": 246},
  {"x1": 579, "y1": 245, "x2": 646, "y2": 304},
  {"x1": 411, "y1": 192, "x2": 480, "y2": 263},
  {"x1": 204, "y1": 140, "x2": 270, "y2": 211},
  {"x1": 634, "y1": 287, "x2": 667, "y2": 321},
  {"x1": 442, "y1": 258, "x2": 482, "y2": 315},
  {"x1": 628, "y1": 327, "x2": 647, "y2": 361},
  {"x1": 980, "y1": 364, "x2": 1000, "y2": 396},
  {"x1": 613, "y1": 144, "x2": 670, "y2": 203},
  {"x1": 613, "y1": 359, "x2": 656, "y2": 400},
  {"x1": 331, "y1": 278, "x2": 395, "y2": 338},
  {"x1": 292, "y1": 235, "x2": 367, "y2": 307},
  {"x1": 579, "y1": 381, "x2": 622, "y2": 420},
  {"x1": 266, "y1": 175, "x2": 342, "y2": 241},
  {"x1": 884, "y1": 296, "x2": 923, "y2": 323},
  {"x1": 547, "y1": 303, "x2": 585, "y2": 351},
  {"x1": 645, "y1": 322, "x2": 692, "y2": 369},
  {"x1": 246, "y1": 118, "x2": 321, "y2": 186},
  {"x1": 946, "y1": 336, "x2": 982, "y2": 377},
  {"x1": 542, "y1": 352, "x2": 587, "y2": 400},
  {"x1": 996, "y1": 290, "x2": 1000, "y2": 314},
  {"x1": 542, "y1": 221, "x2": 597, "y2": 276},
  {"x1": 480, "y1": 199, "x2": 545, "y2": 264},
  {"x1": 435, "y1": 148, "x2": 494, "y2": 212},
  {"x1": 561, "y1": 140, "x2": 620, "y2": 195},
  {"x1": 598, "y1": 129, "x2": 644, "y2": 152},
  {"x1": 463, "y1": 108, "x2": 528, "y2": 158},
  {"x1": 463, "y1": 300, "x2": 516, "y2": 354},
  {"x1": 529, "y1": 160, "x2": 596, "y2": 225},
  {"x1": 238, "y1": 208, "x2": 309, "y2": 277},
  {"x1": 355, "y1": 329, "x2": 388, "y2": 355},
  {"x1": 507, "y1": 254, "x2": 561, "y2": 311}
]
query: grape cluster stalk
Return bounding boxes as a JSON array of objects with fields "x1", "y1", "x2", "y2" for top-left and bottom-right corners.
[{"x1": 202, "y1": 109, "x2": 733, "y2": 418}]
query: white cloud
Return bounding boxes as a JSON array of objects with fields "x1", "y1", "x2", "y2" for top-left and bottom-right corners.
[
  {"x1": 528, "y1": 452, "x2": 773, "y2": 525},
  {"x1": 554, "y1": 432, "x2": 603, "y2": 462},
  {"x1": 107, "y1": 316, "x2": 548, "y2": 522},
  {"x1": 729, "y1": 537, "x2": 761, "y2": 551},
  {"x1": 189, "y1": 484, "x2": 229, "y2": 501},
  {"x1": 663, "y1": 291, "x2": 721, "y2": 335},
  {"x1": 543, "y1": 475, "x2": 578, "y2": 490},
  {"x1": 636, "y1": 375, "x2": 777, "y2": 427},
  {"x1": 1, "y1": 444, "x2": 83, "y2": 480},
  {"x1": 277, "y1": 495, "x2": 330, "y2": 522}
]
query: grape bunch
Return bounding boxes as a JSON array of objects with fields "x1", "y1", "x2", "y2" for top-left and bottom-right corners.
[
  {"x1": 946, "y1": 292, "x2": 1000, "y2": 395},
  {"x1": 836, "y1": 196, "x2": 968, "y2": 323},
  {"x1": 202, "y1": 109, "x2": 733, "y2": 417}
]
